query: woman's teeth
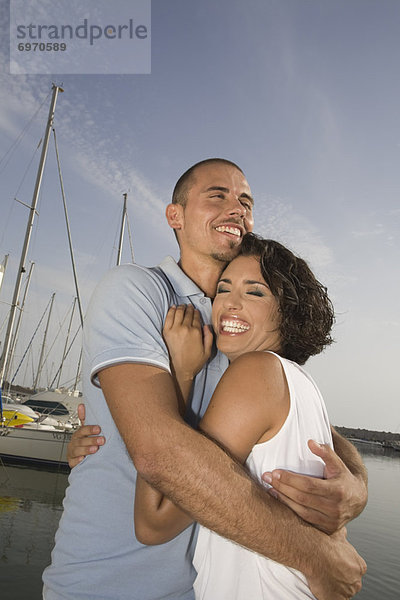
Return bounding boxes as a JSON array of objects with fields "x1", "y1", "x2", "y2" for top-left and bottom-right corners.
[{"x1": 221, "y1": 320, "x2": 250, "y2": 333}]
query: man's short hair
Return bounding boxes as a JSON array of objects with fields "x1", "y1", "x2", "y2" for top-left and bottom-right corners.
[{"x1": 172, "y1": 158, "x2": 245, "y2": 207}]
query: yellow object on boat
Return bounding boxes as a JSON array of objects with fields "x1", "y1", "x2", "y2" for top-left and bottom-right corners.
[{"x1": 1, "y1": 409, "x2": 35, "y2": 426}]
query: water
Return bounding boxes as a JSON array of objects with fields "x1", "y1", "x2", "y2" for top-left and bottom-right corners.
[
  {"x1": 0, "y1": 463, "x2": 68, "y2": 600},
  {"x1": 0, "y1": 444, "x2": 399, "y2": 599},
  {"x1": 347, "y1": 444, "x2": 400, "y2": 599}
]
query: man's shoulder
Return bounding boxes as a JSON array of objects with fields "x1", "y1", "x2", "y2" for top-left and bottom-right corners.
[
  {"x1": 84, "y1": 261, "x2": 180, "y2": 333},
  {"x1": 95, "y1": 261, "x2": 176, "y2": 299},
  {"x1": 100, "y1": 261, "x2": 166, "y2": 283}
]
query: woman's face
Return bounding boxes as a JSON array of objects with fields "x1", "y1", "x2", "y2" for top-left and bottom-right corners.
[{"x1": 212, "y1": 255, "x2": 282, "y2": 362}]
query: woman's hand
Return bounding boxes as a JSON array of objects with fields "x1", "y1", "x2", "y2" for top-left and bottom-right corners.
[
  {"x1": 163, "y1": 305, "x2": 213, "y2": 399},
  {"x1": 67, "y1": 403, "x2": 105, "y2": 468}
]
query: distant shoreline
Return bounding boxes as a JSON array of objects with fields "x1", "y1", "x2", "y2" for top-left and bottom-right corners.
[{"x1": 335, "y1": 426, "x2": 400, "y2": 451}]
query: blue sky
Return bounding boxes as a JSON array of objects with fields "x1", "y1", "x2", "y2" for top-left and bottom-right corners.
[{"x1": 0, "y1": 0, "x2": 399, "y2": 432}]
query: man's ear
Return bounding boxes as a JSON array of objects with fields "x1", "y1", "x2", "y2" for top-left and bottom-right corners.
[{"x1": 166, "y1": 203, "x2": 184, "y2": 231}]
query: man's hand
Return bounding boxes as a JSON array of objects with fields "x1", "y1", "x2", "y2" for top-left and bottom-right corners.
[
  {"x1": 262, "y1": 439, "x2": 368, "y2": 534},
  {"x1": 308, "y1": 527, "x2": 366, "y2": 600},
  {"x1": 67, "y1": 403, "x2": 105, "y2": 468}
]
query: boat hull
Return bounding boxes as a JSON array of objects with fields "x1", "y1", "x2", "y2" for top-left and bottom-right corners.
[{"x1": 0, "y1": 425, "x2": 72, "y2": 468}]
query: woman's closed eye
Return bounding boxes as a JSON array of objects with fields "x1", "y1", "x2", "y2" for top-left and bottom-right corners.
[{"x1": 216, "y1": 285, "x2": 230, "y2": 294}]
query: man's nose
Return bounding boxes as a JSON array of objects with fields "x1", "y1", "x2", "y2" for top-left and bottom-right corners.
[{"x1": 226, "y1": 196, "x2": 246, "y2": 218}]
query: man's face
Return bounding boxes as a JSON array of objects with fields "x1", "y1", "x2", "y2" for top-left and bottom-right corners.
[{"x1": 175, "y1": 163, "x2": 254, "y2": 263}]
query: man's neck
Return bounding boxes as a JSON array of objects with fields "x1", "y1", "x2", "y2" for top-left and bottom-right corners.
[{"x1": 178, "y1": 254, "x2": 226, "y2": 298}]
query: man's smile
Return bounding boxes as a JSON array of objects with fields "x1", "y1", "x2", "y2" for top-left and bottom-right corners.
[{"x1": 214, "y1": 223, "x2": 244, "y2": 238}]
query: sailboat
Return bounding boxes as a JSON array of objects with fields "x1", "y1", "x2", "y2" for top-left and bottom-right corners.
[
  {"x1": 0, "y1": 92, "x2": 132, "y2": 468},
  {"x1": 0, "y1": 85, "x2": 77, "y2": 469}
]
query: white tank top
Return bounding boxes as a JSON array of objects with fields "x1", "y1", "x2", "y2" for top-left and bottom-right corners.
[{"x1": 193, "y1": 352, "x2": 333, "y2": 599}]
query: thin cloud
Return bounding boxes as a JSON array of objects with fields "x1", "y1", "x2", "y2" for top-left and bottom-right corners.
[
  {"x1": 72, "y1": 151, "x2": 167, "y2": 234},
  {"x1": 0, "y1": 74, "x2": 169, "y2": 238},
  {"x1": 350, "y1": 210, "x2": 398, "y2": 246},
  {"x1": 254, "y1": 194, "x2": 334, "y2": 270},
  {"x1": 351, "y1": 224, "x2": 384, "y2": 238}
]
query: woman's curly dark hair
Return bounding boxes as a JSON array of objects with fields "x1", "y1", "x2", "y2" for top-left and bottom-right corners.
[{"x1": 239, "y1": 233, "x2": 335, "y2": 365}]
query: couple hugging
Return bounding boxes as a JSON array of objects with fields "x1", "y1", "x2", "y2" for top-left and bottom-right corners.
[{"x1": 43, "y1": 159, "x2": 367, "y2": 600}]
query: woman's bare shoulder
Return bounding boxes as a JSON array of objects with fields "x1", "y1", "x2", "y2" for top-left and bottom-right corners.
[{"x1": 226, "y1": 351, "x2": 285, "y2": 383}]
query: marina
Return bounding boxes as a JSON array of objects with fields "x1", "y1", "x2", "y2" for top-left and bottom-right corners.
[
  {"x1": 0, "y1": 425, "x2": 72, "y2": 469},
  {"x1": 0, "y1": 390, "x2": 80, "y2": 468},
  {"x1": 0, "y1": 85, "x2": 82, "y2": 469},
  {"x1": 0, "y1": 442, "x2": 399, "y2": 599}
]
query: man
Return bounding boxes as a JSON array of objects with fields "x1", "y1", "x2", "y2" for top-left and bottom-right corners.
[{"x1": 43, "y1": 159, "x2": 367, "y2": 600}]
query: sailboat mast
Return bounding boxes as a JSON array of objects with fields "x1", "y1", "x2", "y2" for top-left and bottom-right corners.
[
  {"x1": 57, "y1": 297, "x2": 77, "y2": 388},
  {"x1": 53, "y1": 127, "x2": 83, "y2": 328},
  {"x1": 116, "y1": 193, "x2": 128, "y2": 266},
  {"x1": 3, "y1": 261, "x2": 35, "y2": 391},
  {"x1": 0, "y1": 84, "x2": 63, "y2": 389},
  {"x1": 0, "y1": 254, "x2": 9, "y2": 295},
  {"x1": 33, "y1": 292, "x2": 55, "y2": 391}
]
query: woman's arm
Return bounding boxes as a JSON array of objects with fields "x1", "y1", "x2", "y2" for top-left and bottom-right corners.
[
  {"x1": 199, "y1": 352, "x2": 289, "y2": 460},
  {"x1": 134, "y1": 475, "x2": 194, "y2": 545},
  {"x1": 134, "y1": 304, "x2": 213, "y2": 544},
  {"x1": 134, "y1": 349, "x2": 289, "y2": 545}
]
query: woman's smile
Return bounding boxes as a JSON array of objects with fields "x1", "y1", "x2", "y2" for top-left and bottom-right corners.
[{"x1": 219, "y1": 316, "x2": 251, "y2": 335}]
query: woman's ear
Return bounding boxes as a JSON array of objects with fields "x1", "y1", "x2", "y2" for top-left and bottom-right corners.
[{"x1": 165, "y1": 203, "x2": 184, "y2": 231}]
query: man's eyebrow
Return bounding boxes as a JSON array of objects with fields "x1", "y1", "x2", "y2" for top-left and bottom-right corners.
[
  {"x1": 204, "y1": 186, "x2": 254, "y2": 206},
  {"x1": 205, "y1": 186, "x2": 229, "y2": 194}
]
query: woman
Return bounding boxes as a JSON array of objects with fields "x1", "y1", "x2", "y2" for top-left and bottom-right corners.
[{"x1": 134, "y1": 233, "x2": 336, "y2": 599}]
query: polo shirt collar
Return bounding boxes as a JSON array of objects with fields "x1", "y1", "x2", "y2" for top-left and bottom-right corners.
[{"x1": 158, "y1": 256, "x2": 205, "y2": 298}]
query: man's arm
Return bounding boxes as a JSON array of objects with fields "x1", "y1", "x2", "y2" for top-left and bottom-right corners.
[
  {"x1": 331, "y1": 425, "x2": 368, "y2": 486},
  {"x1": 99, "y1": 362, "x2": 366, "y2": 600},
  {"x1": 261, "y1": 427, "x2": 368, "y2": 534}
]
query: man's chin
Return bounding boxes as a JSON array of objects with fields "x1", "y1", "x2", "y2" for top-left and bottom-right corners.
[{"x1": 211, "y1": 245, "x2": 241, "y2": 263}]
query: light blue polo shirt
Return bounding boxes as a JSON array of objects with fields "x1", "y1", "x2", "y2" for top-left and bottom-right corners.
[{"x1": 43, "y1": 257, "x2": 228, "y2": 600}]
